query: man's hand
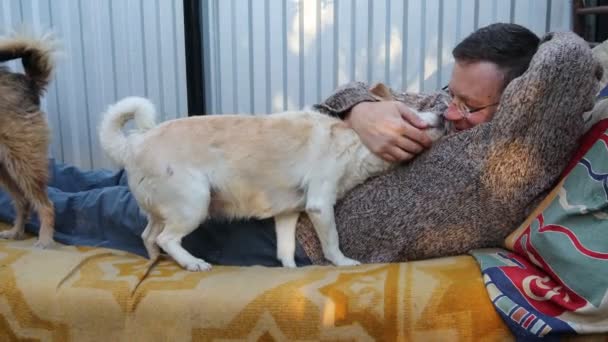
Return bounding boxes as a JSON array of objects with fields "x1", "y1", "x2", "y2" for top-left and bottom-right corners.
[{"x1": 345, "y1": 101, "x2": 433, "y2": 162}]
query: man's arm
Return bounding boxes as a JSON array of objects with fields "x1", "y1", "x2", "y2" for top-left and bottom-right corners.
[
  {"x1": 314, "y1": 81, "x2": 433, "y2": 162},
  {"x1": 312, "y1": 81, "x2": 380, "y2": 119}
]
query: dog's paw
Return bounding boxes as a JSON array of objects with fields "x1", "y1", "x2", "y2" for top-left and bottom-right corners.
[
  {"x1": 34, "y1": 237, "x2": 55, "y2": 249},
  {"x1": 184, "y1": 259, "x2": 212, "y2": 272},
  {"x1": 280, "y1": 259, "x2": 297, "y2": 268},
  {"x1": 333, "y1": 257, "x2": 361, "y2": 267},
  {"x1": 0, "y1": 229, "x2": 26, "y2": 241}
]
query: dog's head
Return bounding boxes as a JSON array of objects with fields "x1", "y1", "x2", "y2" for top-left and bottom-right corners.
[
  {"x1": 369, "y1": 83, "x2": 446, "y2": 142},
  {"x1": 414, "y1": 111, "x2": 446, "y2": 142}
]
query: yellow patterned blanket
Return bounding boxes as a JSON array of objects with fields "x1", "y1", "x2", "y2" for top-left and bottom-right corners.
[{"x1": 0, "y1": 222, "x2": 513, "y2": 341}]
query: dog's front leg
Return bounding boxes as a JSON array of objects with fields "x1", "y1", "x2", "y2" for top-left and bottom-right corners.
[
  {"x1": 306, "y1": 205, "x2": 360, "y2": 266},
  {"x1": 274, "y1": 212, "x2": 300, "y2": 268},
  {"x1": 305, "y1": 184, "x2": 360, "y2": 267}
]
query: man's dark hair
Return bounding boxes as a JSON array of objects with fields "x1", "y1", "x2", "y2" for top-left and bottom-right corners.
[{"x1": 452, "y1": 23, "x2": 540, "y2": 87}]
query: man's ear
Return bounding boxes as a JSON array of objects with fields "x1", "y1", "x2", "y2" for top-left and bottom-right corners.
[{"x1": 369, "y1": 83, "x2": 395, "y2": 101}]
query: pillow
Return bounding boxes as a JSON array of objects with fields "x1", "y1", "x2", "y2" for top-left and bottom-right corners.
[{"x1": 471, "y1": 118, "x2": 608, "y2": 339}]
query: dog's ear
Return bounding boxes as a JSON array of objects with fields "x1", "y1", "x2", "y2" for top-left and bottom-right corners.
[{"x1": 369, "y1": 83, "x2": 395, "y2": 101}]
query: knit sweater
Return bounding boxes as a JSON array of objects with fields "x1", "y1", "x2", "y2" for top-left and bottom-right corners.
[{"x1": 296, "y1": 32, "x2": 603, "y2": 265}]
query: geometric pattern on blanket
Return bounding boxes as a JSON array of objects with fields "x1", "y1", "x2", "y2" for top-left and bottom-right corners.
[
  {"x1": 471, "y1": 120, "x2": 608, "y2": 340},
  {"x1": 0, "y1": 227, "x2": 511, "y2": 341}
]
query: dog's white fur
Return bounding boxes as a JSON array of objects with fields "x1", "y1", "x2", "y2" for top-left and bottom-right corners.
[{"x1": 99, "y1": 97, "x2": 445, "y2": 271}]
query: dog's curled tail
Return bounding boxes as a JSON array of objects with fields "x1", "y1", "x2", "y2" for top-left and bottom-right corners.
[
  {"x1": 0, "y1": 29, "x2": 58, "y2": 95},
  {"x1": 99, "y1": 96, "x2": 157, "y2": 166}
]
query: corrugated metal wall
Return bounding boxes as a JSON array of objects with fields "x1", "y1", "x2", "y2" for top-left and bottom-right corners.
[
  {"x1": 202, "y1": 0, "x2": 572, "y2": 115},
  {"x1": 1, "y1": 0, "x2": 188, "y2": 170},
  {"x1": 2, "y1": 0, "x2": 572, "y2": 169}
]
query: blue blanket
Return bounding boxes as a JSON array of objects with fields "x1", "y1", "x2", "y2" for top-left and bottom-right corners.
[
  {"x1": 0, "y1": 160, "x2": 148, "y2": 256},
  {"x1": 600, "y1": 84, "x2": 608, "y2": 99}
]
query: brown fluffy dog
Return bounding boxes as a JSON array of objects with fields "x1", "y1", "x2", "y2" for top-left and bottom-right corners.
[{"x1": 0, "y1": 31, "x2": 57, "y2": 247}]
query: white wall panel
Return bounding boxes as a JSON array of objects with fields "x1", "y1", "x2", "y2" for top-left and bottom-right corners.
[
  {"x1": 2, "y1": 0, "x2": 572, "y2": 169},
  {"x1": 1, "y1": 0, "x2": 188, "y2": 170},
  {"x1": 202, "y1": 0, "x2": 572, "y2": 115}
]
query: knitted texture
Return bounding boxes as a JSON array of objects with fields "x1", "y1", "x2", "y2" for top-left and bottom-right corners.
[{"x1": 297, "y1": 32, "x2": 603, "y2": 265}]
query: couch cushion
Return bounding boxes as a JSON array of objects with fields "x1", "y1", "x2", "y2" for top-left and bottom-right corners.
[{"x1": 0, "y1": 228, "x2": 511, "y2": 341}]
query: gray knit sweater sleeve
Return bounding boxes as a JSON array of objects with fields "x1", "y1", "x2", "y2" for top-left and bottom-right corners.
[
  {"x1": 313, "y1": 81, "x2": 448, "y2": 119},
  {"x1": 297, "y1": 31, "x2": 603, "y2": 265},
  {"x1": 313, "y1": 81, "x2": 379, "y2": 118}
]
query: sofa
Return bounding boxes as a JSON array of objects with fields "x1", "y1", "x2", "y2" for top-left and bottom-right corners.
[
  {"x1": 1, "y1": 41, "x2": 608, "y2": 342},
  {"x1": 0, "y1": 234, "x2": 513, "y2": 341}
]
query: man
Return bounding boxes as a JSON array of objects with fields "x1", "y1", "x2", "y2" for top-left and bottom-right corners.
[
  {"x1": 0, "y1": 23, "x2": 554, "y2": 266},
  {"x1": 297, "y1": 27, "x2": 598, "y2": 264},
  {"x1": 333, "y1": 23, "x2": 540, "y2": 162}
]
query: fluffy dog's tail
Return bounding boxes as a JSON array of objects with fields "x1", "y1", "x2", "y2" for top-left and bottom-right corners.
[
  {"x1": 0, "y1": 29, "x2": 58, "y2": 96},
  {"x1": 99, "y1": 96, "x2": 157, "y2": 167}
]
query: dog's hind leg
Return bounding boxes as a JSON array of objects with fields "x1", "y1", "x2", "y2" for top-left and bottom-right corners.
[
  {"x1": 274, "y1": 212, "x2": 300, "y2": 268},
  {"x1": 142, "y1": 215, "x2": 163, "y2": 261},
  {"x1": 4, "y1": 156, "x2": 55, "y2": 248},
  {"x1": 29, "y1": 192, "x2": 54, "y2": 249},
  {"x1": 155, "y1": 185, "x2": 211, "y2": 272},
  {"x1": 0, "y1": 166, "x2": 30, "y2": 241},
  {"x1": 157, "y1": 216, "x2": 210, "y2": 271}
]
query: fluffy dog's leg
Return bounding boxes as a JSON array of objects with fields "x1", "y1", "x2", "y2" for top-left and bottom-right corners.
[
  {"x1": 142, "y1": 215, "x2": 163, "y2": 261},
  {"x1": 31, "y1": 196, "x2": 54, "y2": 248},
  {"x1": 3, "y1": 156, "x2": 55, "y2": 248},
  {"x1": 10, "y1": 201, "x2": 30, "y2": 240},
  {"x1": 306, "y1": 182, "x2": 360, "y2": 267},
  {"x1": 25, "y1": 184, "x2": 54, "y2": 248},
  {"x1": 1, "y1": 152, "x2": 55, "y2": 248},
  {"x1": 274, "y1": 212, "x2": 300, "y2": 268},
  {"x1": 0, "y1": 168, "x2": 29, "y2": 240}
]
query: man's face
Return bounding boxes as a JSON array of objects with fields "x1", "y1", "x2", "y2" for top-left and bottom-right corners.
[{"x1": 444, "y1": 60, "x2": 505, "y2": 132}]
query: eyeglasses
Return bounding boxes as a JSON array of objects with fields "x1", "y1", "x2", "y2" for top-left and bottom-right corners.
[{"x1": 441, "y1": 85, "x2": 499, "y2": 118}]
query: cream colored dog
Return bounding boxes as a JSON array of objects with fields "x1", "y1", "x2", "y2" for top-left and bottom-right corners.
[{"x1": 99, "y1": 96, "x2": 445, "y2": 271}]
